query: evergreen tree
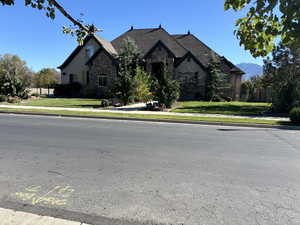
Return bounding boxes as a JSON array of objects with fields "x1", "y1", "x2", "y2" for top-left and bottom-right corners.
[
  {"x1": 153, "y1": 65, "x2": 180, "y2": 109},
  {"x1": 205, "y1": 54, "x2": 231, "y2": 101},
  {"x1": 113, "y1": 38, "x2": 141, "y2": 105}
]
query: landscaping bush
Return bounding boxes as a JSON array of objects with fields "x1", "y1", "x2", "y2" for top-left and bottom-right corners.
[
  {"x1": 0, "y1": 72, "x2": 30, "y2": 99},
  {"x1": 289, "y1": 107, "x2": 300, "y2": 124},
  {"x1": 0, "y1": 95, "x2": 7, "y2": 102},
  {"x1": 7, "y1": 97, "x2": 21, "y2": 104},
  {"x1": 101, "y1": 99, "x2": 111, "y2": 107}
]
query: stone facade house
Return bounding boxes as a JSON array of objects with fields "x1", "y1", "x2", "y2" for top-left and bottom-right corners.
[{"x1": 58, "y1": 26, "x2": 244, "y2": 100}]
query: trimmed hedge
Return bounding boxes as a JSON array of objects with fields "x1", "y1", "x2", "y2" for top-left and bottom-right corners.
[
  {"x1": 54, "y1": 82, "x2": 82, "y2": 97},
  {"x1": 289, "y1": 107, "x2": 300, "y2": 124}
]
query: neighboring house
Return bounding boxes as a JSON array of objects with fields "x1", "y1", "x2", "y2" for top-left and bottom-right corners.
[{"x1": 58, "y1": 26, "x2": 244, "y2": 100}]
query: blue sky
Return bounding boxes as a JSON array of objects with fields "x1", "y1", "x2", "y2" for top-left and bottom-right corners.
[{"x1": 0, "y1": 0, "x2": 263, "y2": 72}]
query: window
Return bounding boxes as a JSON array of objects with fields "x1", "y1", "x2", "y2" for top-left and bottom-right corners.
[
  {"x1": 86, "y1": 45, "x2": 94, "y2": 58},
  {"x1": 86, "y1": 71, "x2": 90, "y2": 85},
  {"x1": 187, "y1": 56, "x2": 191, "y2": 62},
  {"x1": 69, "y1": 74, "x2": 74, "y2": 83},
  {"x1": 62, "y1": 72, "x2": 66, "y2": 76},
  {"x1": 98, "y1": 75, "x2": 107, "y2": 87}
]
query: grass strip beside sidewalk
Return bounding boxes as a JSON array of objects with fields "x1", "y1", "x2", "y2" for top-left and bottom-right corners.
[{"x1": 0, "y1": 107, "x2": 292, "y2": 126}]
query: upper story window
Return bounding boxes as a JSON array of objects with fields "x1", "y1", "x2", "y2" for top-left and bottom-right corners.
[{"x1": 86, "y1": 45, "x2": 94, "y2": 58}]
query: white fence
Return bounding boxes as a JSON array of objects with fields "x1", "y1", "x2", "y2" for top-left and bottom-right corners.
[{"x1": 29, "y1": 88, "x2": 54, "y2": 95}]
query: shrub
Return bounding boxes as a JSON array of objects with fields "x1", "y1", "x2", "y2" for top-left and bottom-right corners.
[
  {"x1": 289, "y1": 107, "x2": 300, "y2": 124},
  {"x1": 7, "y1": 97, "x2": 21, "y2": 104},
  {"x1": 83, "y1": 87, "x2": 97, "y2": 98},
  {"x1": 101, "y1": 99, "x2": 111, "y2": 107},
  {"x1": 0, "y1": 72, "x2": 30, "y2": 98},
  {"x1": 0, "y1": 95, "x2": 7, "y2": 102}
]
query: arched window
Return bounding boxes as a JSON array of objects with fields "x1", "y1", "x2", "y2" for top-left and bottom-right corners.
[{"x1": 86, "y1": 45, "x2": 94, "y2": 58}]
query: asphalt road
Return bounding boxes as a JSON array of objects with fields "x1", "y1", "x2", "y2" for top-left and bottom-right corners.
[{"x1": 0, "y1": 114, "x2": 299, "y2": 225}]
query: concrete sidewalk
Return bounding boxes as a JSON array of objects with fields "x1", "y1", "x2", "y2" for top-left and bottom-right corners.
[
  {"x1": 0, "y1": 208, "x2": 89, "y2": 225},
  {"x1": 0, "y1": 104, "x2": 289, "y2": 121}
]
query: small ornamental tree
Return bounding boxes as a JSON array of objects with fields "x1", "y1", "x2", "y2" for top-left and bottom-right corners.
[
  {"x1": 153, "y1": 65, "x2": 180, "y2": 109},
  {"x1": 133, "y1": 66, "x2": 153, "y2": 103}
]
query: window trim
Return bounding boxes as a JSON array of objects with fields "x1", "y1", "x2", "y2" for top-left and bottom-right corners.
[{"x1": 98, "y1": 74, "x2": 108, "y2": 87}]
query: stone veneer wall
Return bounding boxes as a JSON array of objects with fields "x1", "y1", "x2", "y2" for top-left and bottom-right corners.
[{"x1": 87, "y1": 50, "x2": 117, "y2": 97}]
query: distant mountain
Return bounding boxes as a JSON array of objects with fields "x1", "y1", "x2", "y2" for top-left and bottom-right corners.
[{"x1": 237, "y1": 63, "x2": 263, "y2": 80}]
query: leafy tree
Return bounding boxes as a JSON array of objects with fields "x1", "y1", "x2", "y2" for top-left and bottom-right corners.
[
  {"x1": 225, "y1": 0, "x2": 300, "y2": 57},
  {"x1": 113, "y1": 38, "x2": 141, "y2": 105},
  {"x1": 0, "y1": 54, "x2": 33, "y2": 87},
  {"x1": 153, "y1": 66, "x2": 180, "y2": 109},
  {"x1": 0, "y1": 0, "x2": 100, "y2": 43},
  {"x1": 264, "y1": 42, "x2": 300, "y2": 112},
  {"x1": 205, "y1": 55, "x2": 231, "y2": 101},
  {"x1": 133, "y1": 66, "x2": 153, "y2": 103},
  {"x1": 33, "y1": 68, "x2": 60, "y2": 94}
]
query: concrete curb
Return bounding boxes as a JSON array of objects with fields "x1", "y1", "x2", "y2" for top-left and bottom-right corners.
[{"x1": 0, "y1": 110, "x2": 299, "y2": 130}]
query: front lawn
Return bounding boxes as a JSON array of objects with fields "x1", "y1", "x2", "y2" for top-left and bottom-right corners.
[
  {"x1": 13, "y1": 98, "x2": 101, "y2": 108},
  {"x1": 172, "y1": 101, "x2": 272, "y2": 116},
  {"x1": 0, "y1": 107, "x2": 290, "y2": 126}
]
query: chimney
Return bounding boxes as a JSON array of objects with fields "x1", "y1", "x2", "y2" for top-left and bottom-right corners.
[
  {"x1": 187, "y1": 30, "x2": 191, "y2": 35},
  {"x1": 130, "y1": 25, "x2": 134, "y2": 30}
]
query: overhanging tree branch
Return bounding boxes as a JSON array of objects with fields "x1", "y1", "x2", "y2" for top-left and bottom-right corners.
[{"x1": 49, "y1": 0, "x2": 89, "y2": 33}]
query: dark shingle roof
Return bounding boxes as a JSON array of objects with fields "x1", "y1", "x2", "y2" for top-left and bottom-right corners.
[
  {"x1": 112, "y1": 28, "x2": 187, "y2": 58},
  {"x1": 93, "y1": 35, "x2": 117, "y2": 55},
  {"x1": 173, "y1": 34, "x2": 244, "y2": 74}
]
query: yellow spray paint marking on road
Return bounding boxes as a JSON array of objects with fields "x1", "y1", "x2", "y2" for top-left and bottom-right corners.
[{"x1": 15, "y1": 185, "x2": 75, "y2": 206}]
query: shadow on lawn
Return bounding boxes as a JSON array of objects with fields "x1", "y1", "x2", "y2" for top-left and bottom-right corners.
[
  {"x1": 70, "y1": 105, "x2": 102, "y2": 108},
  {"x1": 177, "y1": 105, "x2": 271, "y2": 116}
]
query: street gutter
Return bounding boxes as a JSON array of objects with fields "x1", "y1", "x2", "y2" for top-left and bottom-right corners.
[{"x1": 0, "y1": 110, "x2": 299, "y2": 130}]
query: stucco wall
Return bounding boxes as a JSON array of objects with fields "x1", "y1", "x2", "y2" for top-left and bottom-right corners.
[{"x1": 61, "y1": 38, "x2": 100, "y2": 85}]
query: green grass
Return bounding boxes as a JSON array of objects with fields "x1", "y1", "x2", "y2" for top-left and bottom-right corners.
[
  {"x1": 172, "y1": 101, "x2": 272, "y2": 116},
  {"x1": 0, "y1": 107, "x2": 292, "y2": 126},
  {"x1": 12, "y1": 98, "x2": 101, "y2": 108}
]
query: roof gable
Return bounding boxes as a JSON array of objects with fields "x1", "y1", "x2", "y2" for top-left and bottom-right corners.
[
  {"x1": 112, "y1": 28, "x2": 187, "y2": 58},
  {"x1": 144, "y1": 40, "x2": 176, "y2": 59},
  {"x1": 175, "y1": 51, "x2": 206, "y2": 70},
  {"x1": 173, "y1": 34, "x2": 244, "y2": 74},
  {"x1": 58, "y1": 34, "x2": 117, "y2": 69}
]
